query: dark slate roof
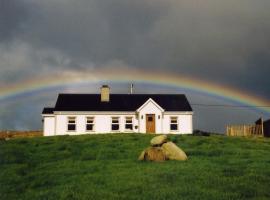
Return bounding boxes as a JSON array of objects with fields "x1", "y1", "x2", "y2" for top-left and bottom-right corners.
[
  {"x1": 42, "y1": 107, "x2": 54, "y2": 114},
  {"x1": 52, "y1": 94, "x2": 192, "y2": 112}
]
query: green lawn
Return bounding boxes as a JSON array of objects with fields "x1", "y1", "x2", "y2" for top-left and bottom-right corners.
[{"x1": 0, "y1": 134, "x2": 270, "y2": 200}]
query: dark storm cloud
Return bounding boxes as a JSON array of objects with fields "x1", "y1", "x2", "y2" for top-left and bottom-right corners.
[
  {"x1": 20, "y1": 0, "x2": 168, "y2": 65},
  {"x1": 1, "y1": 0, "x2": 270, "y2": 93},
  {"x1": 0, "y1": 0, "x2": 30, "y2": 42},
  {"x1": 1, "y1": 0, "x2": 270, "y2": 130}
]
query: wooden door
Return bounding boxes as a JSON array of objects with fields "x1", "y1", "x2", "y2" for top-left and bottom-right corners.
[{"x1": 146, "y1": 114, "x2": 155, "y2": 133}]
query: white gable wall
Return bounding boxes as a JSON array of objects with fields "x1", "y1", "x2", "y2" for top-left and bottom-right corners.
[
  {"x1": 43, "y1": 116, "x2": 55, "y2": 136},
  {"x1": 137, "y1": 99, "x2": 163, "y2": 133}
]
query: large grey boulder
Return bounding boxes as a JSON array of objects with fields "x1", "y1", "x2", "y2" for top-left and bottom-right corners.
[
  {"x1": 150, "y1": 135, "x2": 167, "y2": 146},
  {"x1": 161, "y1": 142, "x2": 188, "y2": 161},
  {"x1": 138, "y1": 147, "x2": 166, "y2": 162}
]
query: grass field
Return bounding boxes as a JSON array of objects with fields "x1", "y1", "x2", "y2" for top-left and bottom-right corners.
[{"x1": 0, "y1": 134, "x2": 270, "y2": 200}]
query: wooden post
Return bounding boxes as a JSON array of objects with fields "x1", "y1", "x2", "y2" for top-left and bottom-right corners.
[{"x1": 261, "y1": 117, "x2": 264, "y2": 136}]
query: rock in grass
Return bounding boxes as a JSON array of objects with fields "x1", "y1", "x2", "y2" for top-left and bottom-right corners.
[
  {"x1": 139, "y1": 147, "x2": 166, "y2": 162},
  {"x1": 138, "y1": 150, "x2": 146, "y2": 161},
  {"x1": 161, "y1": 142, "x2": 187, "y2": 161},
  {"x1": 150, "y1": 135, "x2": 167, "y2": 146}
]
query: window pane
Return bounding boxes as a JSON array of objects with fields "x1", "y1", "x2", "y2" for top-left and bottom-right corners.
[
  {"x1": 148, "y1": 116, "x2": 153, "y2": 121},
  {"x1": 170, "y1": 117, "x2": 177, "y2": 123},
  {"x1": 170, "y1": 124, "x2": 178, "y2": 130},
  {"x1": 86, "y1": 124, "x2": 93, "y2": 131},
  {"x1": 68, "y1": 124, "x2": 76, "y2": 131},
  {"x1": 87, "y1": 119, "x2": 93, "y2": 123},
  {"x1": 112, "y1": 124, "x2": 119, "y2": 130},
  {"x1": 126, "y1": 118, "x2": 132, "y2": 123},
  {"x1": 112, "y1": 117, "x2": 119, "y2": 123},
  {"x1": 68, "y1": 117, "x2": 76, "y2": 123},
  {"x1": 125, "y1": 124, "x2": 133, "y2": 130}
]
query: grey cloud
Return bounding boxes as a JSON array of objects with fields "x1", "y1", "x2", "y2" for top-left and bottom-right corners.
[
  {"x1": 0, "y1": 0, "x2": 32, "y2": 42},
  {"x1": 2, "y1": 1, "x2": 270, "y2": 76},
  {"x1": 24, "y1": 2, "x2": 270, "y2": 84},
  {"x1": 0, "y1": 41, "x2": 74, "y2": 83},
  {"x1": 1, "y1": 0, "x2": 270, "y2": 130},
  {"x1": 22, "y1": 0, "x2": 167, "y2": 65}
]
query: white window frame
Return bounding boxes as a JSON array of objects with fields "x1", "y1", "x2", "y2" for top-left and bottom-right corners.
[
  {"x1": 125, "y1": 117, "x2": 133, "y2": 131},
  {"x1": 67, "y1": 116, "x2": 76, "y2": 132},
  {"x1": 170, "y1": 116, "x2": 178, "y2": 131},
  {"x1": 86, "y1": 116, "x2": 95, "y2": 132},
  {"x1": 111, "y1": 117, "x2": 120, "y2": 132}
]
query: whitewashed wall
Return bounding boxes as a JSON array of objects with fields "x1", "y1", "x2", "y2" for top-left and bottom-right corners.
[
  {"x1": 43, "y1": 116, "x2": 55, "y2": 136},
  {"x1": 162, "y1": 114, "x2": 193, "y2": 134},
  {"x1": 53, "y1": 113, "x2": 138, "y2": 135},
  {"x1": 43, "y1": 112, "x2": 193, "y2": 135},
  {"x1": 43, "y1": 113, "x2": 193, "y2": 135}
]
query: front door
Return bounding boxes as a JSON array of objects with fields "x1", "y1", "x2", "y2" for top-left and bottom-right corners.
[{"x1": 146, "y1": 114, "x2": 155, "y2": 133}]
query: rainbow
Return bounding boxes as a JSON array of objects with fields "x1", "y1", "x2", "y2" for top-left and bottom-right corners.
[{"x1": 1, "y1": 68, "x2": 270, "y2": 114}]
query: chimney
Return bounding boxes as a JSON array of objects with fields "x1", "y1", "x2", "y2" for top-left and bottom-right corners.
[{"x1": 100, "y1": 85, "x2": 110, "y2": 102}]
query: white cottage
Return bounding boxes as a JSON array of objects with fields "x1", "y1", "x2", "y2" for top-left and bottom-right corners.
[{"x1": 42, "y1": 85, "x2": 193, "y2": 136}]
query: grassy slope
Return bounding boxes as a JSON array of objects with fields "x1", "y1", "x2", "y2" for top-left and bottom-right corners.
[{"x1": 0, "y1": 134, "x2": 270, "y2": 200}]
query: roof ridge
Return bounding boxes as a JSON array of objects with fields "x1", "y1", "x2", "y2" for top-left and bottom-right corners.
[{"x1": 58, "y1": 93, "x2": 186, "y2": 95}]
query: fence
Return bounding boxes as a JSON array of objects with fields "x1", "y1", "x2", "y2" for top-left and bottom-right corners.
[
  {"x1": 0, "y1": 131, "x2": 43, "y2": 139},
  {"x1": 226, "y1": 124, "x2": 263, "y2": 137}
]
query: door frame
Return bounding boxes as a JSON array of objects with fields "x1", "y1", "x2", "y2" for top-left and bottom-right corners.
[{"x1": 146, "y1": 114, "x2": 156, "y2": 134}]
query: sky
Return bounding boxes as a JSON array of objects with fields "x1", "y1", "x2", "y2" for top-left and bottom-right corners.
[{"x1": 0, "y1": 0, "x2": 270, "y2": 132}]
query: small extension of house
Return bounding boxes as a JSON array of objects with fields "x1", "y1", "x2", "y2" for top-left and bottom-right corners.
[{"x1": 42, "y1": 85, "x2": 193, "y2": 136}]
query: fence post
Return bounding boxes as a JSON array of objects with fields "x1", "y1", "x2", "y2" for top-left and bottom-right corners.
[{"x1": 261, "y1": 122, "x2": 264, "y2": 137}]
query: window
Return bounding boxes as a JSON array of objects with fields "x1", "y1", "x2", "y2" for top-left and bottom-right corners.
[
  {"x1": 67, "y1": 117, "x2": 76, "y2": 131},
  {"x1": 111, "y1": 117, "x2": 120, "y2": 131},
  {"x1": 125, "y1": 117, "x2": 133, "y2": 130},
  {"x1": 170, "y1": 117, "x2": 178, "y2": 131},
  {"x1": 86, "y1": 117, "x2": 94, "y2": 131}
]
